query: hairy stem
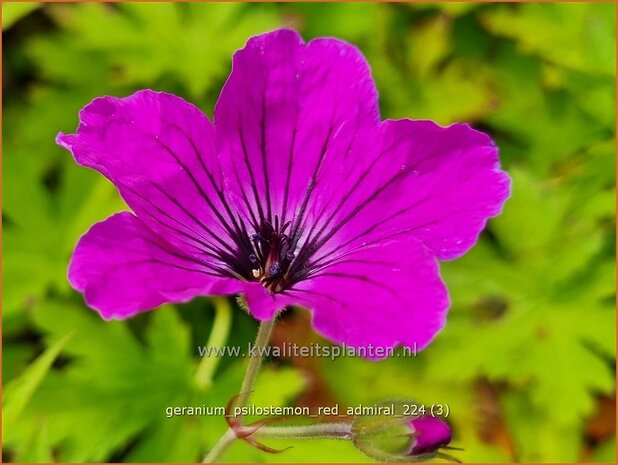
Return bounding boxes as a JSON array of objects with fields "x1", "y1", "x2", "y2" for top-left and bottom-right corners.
[
  {"x1": 236, "y1": 318, "x2": 275, "y2": 414},
  {"x1": 203, "y1": 318, "x2": 275, "y2": 462},
  {"x1": 256, "y1": 422, "x2": 353, "y2": 440},
  {"x1": 202, "y1": 428, "x2": 236, "y2": 463}
]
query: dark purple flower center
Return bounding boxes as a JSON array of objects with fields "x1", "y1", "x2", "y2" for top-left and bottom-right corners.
[{"x1": 246, "y1": 215, "x2": 298, "y2": 292}]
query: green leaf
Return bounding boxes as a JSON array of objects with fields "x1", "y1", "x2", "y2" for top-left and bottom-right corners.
[
  {"x1": 3, "y1": 332, "x2": 73, "y2": 436},
  {"x1": 482, "y1": 3, "x2": 616, "y2": 76},
  {"x1": 37, "y1": 2, "x2": 279, "y2": 98},
  {"x1": 2, "y1": 2, "x2": 39, "y2": 30},
  {"x1": 2, "y1": 342, "x2": 36, "y2": 385},
  {"x1": 14, "y1": 420, "x2": 54, "y2": 463},
  {"x1": 14, "y1": 303, "x2": 194, "y2": 461},
  {"x1": 502, "y1": 391, "x2": 582, "y2": 462},
  {"x1": 3, "y1": 98, "x2": 125, "y2": 316}
]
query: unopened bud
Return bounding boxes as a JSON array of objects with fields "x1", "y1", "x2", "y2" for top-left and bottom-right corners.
[
  {"x1": 351, "y1": 400, "x2": 457, "y2": 462},
  {"x1": 407, "y1": 415, "x2": 452, "y2": 456}
]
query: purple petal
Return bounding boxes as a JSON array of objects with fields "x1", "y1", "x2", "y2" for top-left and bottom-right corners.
[
  {"x1": 242, "y1": 282, "x2": 297, "y2": 320},
  {"x1": 58, "y1": 28, "x2": 511, "y2": 356},
  {"x1": 286, "y1": 238, "x2": 449, "y2": 354},
  {"x1": 304, "y1": 120, "x2": 511, "y2": 264},
  {"x1": 408, "y1": 416, "x2": 452, "y2": 455},
  {"x1": 214, "y1": 28, "x2": 379, "y2": 229},
  {"x1": 57, "y1": 90, "x2": 243, "y2": 266},
  {"x1": 69, "y1": 212, "x2": 242, "y2": 319}
]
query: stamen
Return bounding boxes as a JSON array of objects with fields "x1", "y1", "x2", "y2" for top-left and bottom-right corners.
[
  {"x1": 268, "y1": 263, "x2": 281, "y2": 276},
  {"x1": 246, "y1": 215, "x2": 298, "y2": 292}
]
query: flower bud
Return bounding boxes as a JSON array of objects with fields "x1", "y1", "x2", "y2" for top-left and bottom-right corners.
[
  {"x1": 407, "y1": 415, "x2": 452, "y2": 455},
  {"x1": 351, "y1": 400, "x2": 457, "y2": 462}
]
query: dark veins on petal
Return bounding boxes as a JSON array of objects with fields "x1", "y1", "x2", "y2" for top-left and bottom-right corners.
[{"x1": 136, "y1": 75, "x2": 394, "y2": 294}]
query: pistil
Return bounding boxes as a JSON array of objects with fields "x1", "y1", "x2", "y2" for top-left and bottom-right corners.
[{"x1": 248, "y1": 215, "x2": 296, "y2": 292}]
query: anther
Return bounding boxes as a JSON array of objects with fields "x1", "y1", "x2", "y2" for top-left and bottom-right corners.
[{"x1": 268, "y1": 263, "x2": 281, "y2": 277}]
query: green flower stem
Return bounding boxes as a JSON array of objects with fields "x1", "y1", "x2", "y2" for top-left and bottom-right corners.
[
  {"x1": 203, "y1": 318, "x2": 275, "y2": 462},
  {"x1": 235, "y1": 318, "x2": 275, "y2": 414},
  {"x1": 195, "y1": 297, "x2": 233, "y2": 389},
  {"x1": 203, "y1": 428, "x2": 236, "y2": 463},
  {"x1": 255, "y1": 422, "x2": 354, "y2": 440},
  {"x1": 203, "y1": 422, "x2": 354, "y2": 462}
]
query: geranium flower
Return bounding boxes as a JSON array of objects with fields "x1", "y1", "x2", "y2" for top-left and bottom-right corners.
[
  {"x1": 406, "y1": 416, "x2": 453, "y2": 456},
  {"x1": 353, "y1": 413, "x2": 457, "y2": 462},
  {"x1": 57, "y1": 29, "x2": 510, "y2": 352},
  {"x1": 351, "y1": 401, "x2": 459, "y2": 462}
]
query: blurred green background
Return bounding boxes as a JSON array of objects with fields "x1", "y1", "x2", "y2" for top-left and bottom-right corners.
[{"x1": 2, "y1": 2, "x2": 616, "y2": 463}]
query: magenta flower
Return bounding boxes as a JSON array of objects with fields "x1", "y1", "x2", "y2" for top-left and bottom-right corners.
[
  {"x1": 57, "y1": 29, "x2": 509, "y2": 352},
  {"x1": 407, "y1": 416, "x2": 452, "y2": 456},
  {"x1": 352, "y1": 408, "x2": 457, "y2": 462}
]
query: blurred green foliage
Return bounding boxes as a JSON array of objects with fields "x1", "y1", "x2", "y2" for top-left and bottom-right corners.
[{"x1": 2, "y1": 2, "x2": 615, "y2": 463}]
